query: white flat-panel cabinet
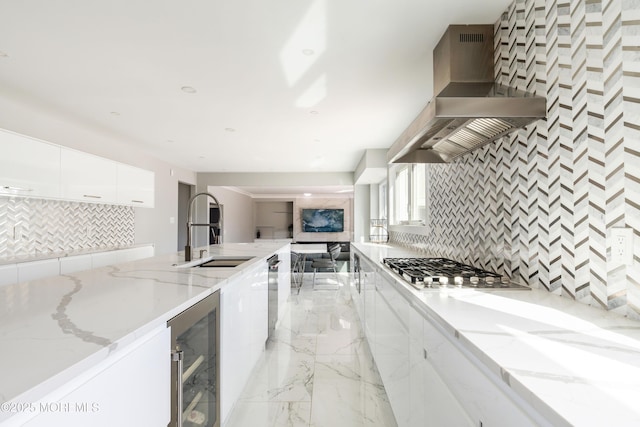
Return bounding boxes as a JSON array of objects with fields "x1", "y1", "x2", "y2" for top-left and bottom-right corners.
[
  {"x1": 0, "y1": 129, "x2": 61, "y2": 199},
  {"x1": 0, "y1": 127, "x2": 154, "y2": 207},
  {"x1": 116, "y1": 163, "x2": 155, "y2": 208},
  {"x1": 409, "y1": 305, "x2": 474, "y2": 427},
  {"x1": 361, "y1": 255, "x2": 377, "y2": 356},
  {"x1": 21, "y1": 326, "x2": 170, "y2": 427},
  {"x1": 60, "y1": 148, "x2": 117, "y2": 204},
  {"x1": 220, "y1": 259, "x2": 268, "y2": 423},
  {"x1": 276, "y1": 245, "x2": 291, "y2": 321},
  {"x1": 374, "y1": 272, "x2": 410, "y2": 427},
  {"x1": 422, "y1": 311, "x2": 540, "y2": 427}
]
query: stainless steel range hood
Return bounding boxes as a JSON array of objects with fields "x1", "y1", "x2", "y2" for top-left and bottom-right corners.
[{"x1": 387, "y1": 25, "x2": 546, "y2": 164}]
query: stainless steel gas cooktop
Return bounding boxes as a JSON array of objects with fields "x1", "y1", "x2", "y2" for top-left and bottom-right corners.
[{"x1": 382, "y1": 257, "x2": 529, "y2": 290}]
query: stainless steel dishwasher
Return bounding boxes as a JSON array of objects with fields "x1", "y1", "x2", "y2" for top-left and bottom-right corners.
[{"x1": 267, "y1": 255, "x2": 280, "y2": 340}]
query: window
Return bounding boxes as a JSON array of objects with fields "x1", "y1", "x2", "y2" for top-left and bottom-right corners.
[
  {"x1": 390, "y1": 164, "x2": 427, "y2": 225},
  {"x1": 379, "y1": 180, "x2": 388, "y2": 221},
  {"x1": 394, "y1": 166, "x2": 409, "y2": 222}
]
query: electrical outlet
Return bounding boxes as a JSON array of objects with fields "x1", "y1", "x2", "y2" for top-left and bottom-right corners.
[{"x1": 611, "y1": 227, "x2": 633, "y2": 265}]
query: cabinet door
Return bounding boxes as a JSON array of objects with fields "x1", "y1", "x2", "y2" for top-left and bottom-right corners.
[
  {"x1": 409, "y1": 306, "x2": 474, "y2": 427},
  {"x1": 116, "y1": 163, "x2": 155, "y2": 207},
  {"x1": 21, "y1": 327, "x2": 170, "y2": 427},
  {"x1": 220, "y1": 260, "x2": 268, "y2": 422},
  {"x1": 423, "y1": 314, "x2": 537, "y2": 427},
  {"x1": 0, "y1": 129, "x2": 61, "y2": 199},
  {"x1": 60, "y1": 148, "x2": 117, "y2": 204},
  {"x1": 375, "y1": 274, "x2": 410, "y2": 427},
  {"x1": 362, "y1": 259, "x2": 376, "y2": 355}
]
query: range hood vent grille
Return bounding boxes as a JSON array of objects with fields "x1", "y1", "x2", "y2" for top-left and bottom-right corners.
[
  {"x1": 460, "y1": 33, "x2": 484, "y2": 43},
  {"x1": 387, "y1": 25, "x2": 546, "y2": 164}
]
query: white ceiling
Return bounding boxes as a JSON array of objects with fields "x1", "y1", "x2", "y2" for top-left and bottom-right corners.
[{"x1": 0, "y1": 0, "x2": 511, "y2": 177}]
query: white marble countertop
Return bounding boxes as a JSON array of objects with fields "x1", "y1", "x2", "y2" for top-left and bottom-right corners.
[
  {"x1": 353, "y1": 243, "x2": 640, "y2": 427},
  {"x1": 0, "y1": 241, "x2": 288, "y2": 420}
]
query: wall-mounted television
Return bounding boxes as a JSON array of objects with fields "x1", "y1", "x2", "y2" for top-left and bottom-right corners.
[{"x1": 301, "y1": 209, "x2": 344, "y2": 233}]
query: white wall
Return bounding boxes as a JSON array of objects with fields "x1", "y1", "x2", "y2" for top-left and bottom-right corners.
[
  {"x1": 0, "y1": 95, "x2": 197, "y2": 256},
  {"x1": 354, "y1": 185, "x2": 371, "y2": 243},
  {"x1": 205, "y1": 186, "x2": 254, "y2": 244},
  {"x1": 255, "y1": 201, "x2": 293, "y2": 239}
]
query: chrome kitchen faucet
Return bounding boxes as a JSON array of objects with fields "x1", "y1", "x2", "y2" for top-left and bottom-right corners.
[{"x1": 185, "y1": 192, "x2": 222, "y2": 262}]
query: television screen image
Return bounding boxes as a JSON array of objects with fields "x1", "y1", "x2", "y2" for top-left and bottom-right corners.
[{"x1": 301, "y1": 209, "x2": 344, "y2": 232}]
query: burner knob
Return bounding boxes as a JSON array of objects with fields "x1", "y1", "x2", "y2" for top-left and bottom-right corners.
[
  {"x1": 453, "y1": 276, "x2": 464, "y2": 287},
  {"x1": 439, "y1": 276, "x2": 449, "y2": 286},
  {"x1": 424, "y1": 276, "x2": 433, "y2": 288},
  {"x1": 470, "y1": 276, "x2": 479, "y2": 286}
]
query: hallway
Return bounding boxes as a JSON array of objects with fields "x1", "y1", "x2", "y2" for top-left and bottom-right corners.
[{"x1": 225, "y1": 273, "x2": 397, "y2": 427}]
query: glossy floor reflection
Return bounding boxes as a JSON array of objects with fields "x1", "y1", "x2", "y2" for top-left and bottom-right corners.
[{"x1": 225, "y1": 273, "x2": 397, "y2": 427}]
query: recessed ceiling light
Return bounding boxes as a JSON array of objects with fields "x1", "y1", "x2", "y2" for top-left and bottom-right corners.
[
  {"x1": 310, "y1": 110, "x2": 319, "y2": 115},
  {"x1": 166, "y1": 139, "x2": 174, "y2": 143},
  {"x1": 0, "y1": 51, "x2": 8, "y2": 58},
  {"x1": 110, "y1": 111, "x2": 120, "y2": 117},
  {"x1": 198, "y1": 156, "x2": 205, "y2": 159},
  {"x1": 302, "y1": 49, "x2": 315, "y2": 56},
  {"x1": 336, "y1": 189, "x2": 354, "y2": 193},
  {"x1": 303, "y1": 193, "x2": 312, "y2": 197},
  {"x1": 181, "y1": 86, "x2": 197, "y2": 94},
  {"x1": 225, "y1": 127, "x2": 236, "y2": 132}
]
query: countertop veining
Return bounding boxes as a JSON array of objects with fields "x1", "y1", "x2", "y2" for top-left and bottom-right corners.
[
  {"x1": 0, "y1": 241, "x2": 288, "y2": 420},
  {"x1": 353, "y1": 242, "x2": 640, "y2": 427}
]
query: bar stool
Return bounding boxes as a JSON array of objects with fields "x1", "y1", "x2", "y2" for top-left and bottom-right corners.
[{"x1": 311, "y1": 243, "x2": 341, "y2": 288}]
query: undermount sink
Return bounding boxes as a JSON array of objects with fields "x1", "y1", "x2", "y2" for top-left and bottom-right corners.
[
  {"x1": 174, "y1": 255, "x2": 256, "y2": 269},
  {"x1": 197, "y1": 256, "x2": 255, "y2": 268}
]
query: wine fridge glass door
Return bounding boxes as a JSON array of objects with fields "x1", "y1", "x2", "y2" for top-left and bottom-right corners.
[{"x1": 168, "y1": 291, "x2": 220, "y2": 427}]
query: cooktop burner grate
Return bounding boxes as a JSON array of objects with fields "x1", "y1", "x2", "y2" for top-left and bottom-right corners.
[{"x1": 382, "y1": 257, "x2": 528, "y2": 290}]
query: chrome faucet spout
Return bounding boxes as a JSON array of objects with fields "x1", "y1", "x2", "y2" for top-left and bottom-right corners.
[{"x1": 185, "y1": 192, "x2": 222, "y2": 262}]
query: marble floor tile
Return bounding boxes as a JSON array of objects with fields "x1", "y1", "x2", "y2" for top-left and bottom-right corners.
[
  {"x1": 225, "y1": 401, "x2": 311, "y2": 427},
  {"x1": 225, "y1": 274, "x2": 397, "y2": 427}
]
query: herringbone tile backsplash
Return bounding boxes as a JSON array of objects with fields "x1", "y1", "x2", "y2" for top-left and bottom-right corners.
[
  {"x1": 0, "y1": 197, "x2": 134, "y2": 260},
  {"x1": 391, "y1": 0, "x2": 640, "y2": 318}
]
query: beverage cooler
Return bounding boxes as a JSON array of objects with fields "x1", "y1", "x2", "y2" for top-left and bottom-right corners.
[{"x1": 167, "y1": 291, "x2": 220, "y2": 427}]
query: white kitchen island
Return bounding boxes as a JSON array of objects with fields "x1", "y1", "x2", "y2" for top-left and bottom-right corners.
[
  {"x1": 0, "y1": 241, "x2": 290, "y2": 427},
  {"x1": 352, "y1": 242, "x2": 640, "y2": 427}
]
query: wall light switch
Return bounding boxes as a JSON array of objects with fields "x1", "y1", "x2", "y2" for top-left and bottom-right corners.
[
  {"x1": 169, "y1": 217, "x2": 175, "y2": 224},
  {"x1": 611, "y1": 227, "x2": 634, "y2": 266}
]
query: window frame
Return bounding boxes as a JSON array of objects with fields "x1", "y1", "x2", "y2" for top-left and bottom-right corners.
[{"x1": 389, "y1": 163, "x2": 427, "y2": 226}]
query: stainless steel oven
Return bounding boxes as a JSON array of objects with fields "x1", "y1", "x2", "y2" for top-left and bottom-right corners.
[{"x1": 167, "y1": 291, "x2": 220, "y2": 427}]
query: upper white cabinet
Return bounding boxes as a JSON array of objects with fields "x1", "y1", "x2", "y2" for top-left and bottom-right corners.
[
  {"x1": 0, "y1": 127, "x2": 155, "y2": 207},
  {"x1": 116, "y1": 163, "x2": 155, "y2": 208},
  {"x1": 0, "y1": 129, "x2": 61, "y2": 199},
  {"x1": 61, "y1": 148, "x2": 118, "y2": 204}
]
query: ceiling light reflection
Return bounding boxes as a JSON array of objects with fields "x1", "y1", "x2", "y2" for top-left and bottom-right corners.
[
  {"x1": 279, "y1": 0, "x2": 326, "y2": 87},
  {"x1": 295, "y1": 74, "x2": 326, "y2": 108}
]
